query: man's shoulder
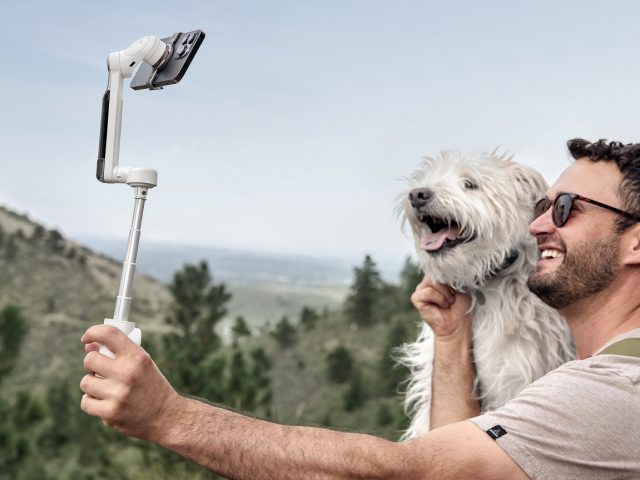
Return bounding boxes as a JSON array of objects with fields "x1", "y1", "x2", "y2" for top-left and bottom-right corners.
[
  {"x1": 482, "y1": 343, "x2": 640, "y2": 420},
  {"x1": 548, "y1": 354, "x2": 640, "y2": 389},
  {"x1": 559, "y1": 328, "x2": 640, "y2": 386},
  {"x1": 470, "y1": 331, "x2": 640, "y2": 480}
]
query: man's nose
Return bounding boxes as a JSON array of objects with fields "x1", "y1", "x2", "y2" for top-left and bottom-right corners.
[{"x1": 409, "y1": 188, "x2": 433, "y2": 208}]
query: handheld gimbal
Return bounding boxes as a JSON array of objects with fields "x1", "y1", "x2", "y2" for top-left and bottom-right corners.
[{"x1": 96, "y1": 30, "x2": 204, "y2": 357}]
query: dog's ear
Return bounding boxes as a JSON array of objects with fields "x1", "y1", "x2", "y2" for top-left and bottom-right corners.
[{"x1": 509, "y1": 162, "x2": 548, "y2": 204}]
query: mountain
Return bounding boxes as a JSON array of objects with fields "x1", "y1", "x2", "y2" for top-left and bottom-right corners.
[
  {"x1": 0, "y1": 205, "x2": 170, "y2": 394},
  {"x1": 0, "y1": 205, "x2": 351, "y2": 388}
]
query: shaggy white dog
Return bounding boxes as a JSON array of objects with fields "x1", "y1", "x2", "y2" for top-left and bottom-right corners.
[{"x1": 397, "y1": 150, "x2": 574, "y2": 439}]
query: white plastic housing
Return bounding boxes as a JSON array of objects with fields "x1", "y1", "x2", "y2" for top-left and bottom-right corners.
[
  {"x1": 109, "y1": 36, "x2": 168, "y2": 78},
  {"x1": 101, "y1": 36, "x2": 167, "y2": 186}
]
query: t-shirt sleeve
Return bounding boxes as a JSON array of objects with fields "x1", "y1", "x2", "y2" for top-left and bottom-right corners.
[{"x1": 468, "y1": 360, "x2": 640, "y2": 480}]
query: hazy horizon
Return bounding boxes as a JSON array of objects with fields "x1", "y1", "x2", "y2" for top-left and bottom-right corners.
[{"x1": 75, "y1": 232, "x2": 408, "y2": 285}]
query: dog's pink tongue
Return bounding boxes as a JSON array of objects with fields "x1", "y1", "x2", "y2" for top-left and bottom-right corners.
[{"x1": 421, "y1": 227, "x2": 459, "y2": 251}]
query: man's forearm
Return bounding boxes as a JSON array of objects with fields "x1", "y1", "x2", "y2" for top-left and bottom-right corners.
[
  {"x1": 81, "y1": 322, "x2": 525, "y2": 480},
  {"x1": 430, "y1": 331, "x2": 480, "y2": 429},
  {"x1": 155, "y1": 396, "x2": 422, "y2": 480}
]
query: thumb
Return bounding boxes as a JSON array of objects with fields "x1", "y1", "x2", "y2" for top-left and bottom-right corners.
[{"x1": 81, "y1": 324, "x2": 136, "y2": 356}]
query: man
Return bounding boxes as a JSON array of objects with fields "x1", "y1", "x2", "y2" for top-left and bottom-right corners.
[{"x1": 81, "y1": 138, "x2": 640, "y2": 479}]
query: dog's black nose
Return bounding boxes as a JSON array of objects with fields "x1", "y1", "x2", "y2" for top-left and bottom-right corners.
[{"x1": 409, "y1": 188, "x2": 433, "y2": 208}]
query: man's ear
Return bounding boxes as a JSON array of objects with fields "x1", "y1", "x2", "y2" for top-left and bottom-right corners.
[{"x1": 621, "y1": 224, "x2": 640, "y2": 266}]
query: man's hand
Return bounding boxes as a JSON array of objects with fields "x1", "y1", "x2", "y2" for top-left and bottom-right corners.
[
  {"x1": 411, "y1": 277, "x2": 479, "y2": 428},
  {"x1": 411, "y1": 276, "x2": 472, "y2": 340},
  {"x1": 80, "y1": 325, "x2": 181, "y2": 442}
]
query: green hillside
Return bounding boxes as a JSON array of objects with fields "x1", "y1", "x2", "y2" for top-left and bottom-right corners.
[
  {"x1": 0, "y1": 206, "x2": 171, "y2": 398},
  {"x1": 0, "y1": 205, "x2": 423, "y2": 479},
  {"x1": 247, "y1": 309, "x2": 420, "y2": 436}
]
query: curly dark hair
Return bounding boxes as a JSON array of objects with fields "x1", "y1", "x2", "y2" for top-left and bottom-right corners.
[{"x1": 567, "y1": 138, "x2": 640, "y2": 231}]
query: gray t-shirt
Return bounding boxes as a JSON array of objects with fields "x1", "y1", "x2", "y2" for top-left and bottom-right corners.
[{"x1": 470, "y1": 329, "x2": 640, "y2": 480}]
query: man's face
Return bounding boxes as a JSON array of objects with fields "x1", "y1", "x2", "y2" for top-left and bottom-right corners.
[{"x1": 527, "y1": 159, "x2": 623, "y2": 310}]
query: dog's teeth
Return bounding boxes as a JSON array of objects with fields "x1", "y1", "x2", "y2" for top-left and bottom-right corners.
[{"x1": 458, "y1": 226, "x2": 465, "y2": 238}]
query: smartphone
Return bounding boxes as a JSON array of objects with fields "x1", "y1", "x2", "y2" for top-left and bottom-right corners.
[{"x1": 130, "y1": 29, "x2": 205, "y2": 90}]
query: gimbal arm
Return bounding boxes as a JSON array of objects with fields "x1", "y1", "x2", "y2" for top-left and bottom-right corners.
[{"x1": 97, "y1": 36, "x2": 170, "y2": 187}]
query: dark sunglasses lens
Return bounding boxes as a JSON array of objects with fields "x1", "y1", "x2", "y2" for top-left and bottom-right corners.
[
  {"x1": 534, "y1": 198, "x2": 551, "y2": 218},
  {"x1": 553, "y1": 194, "x2": 573, "y2": 227}
]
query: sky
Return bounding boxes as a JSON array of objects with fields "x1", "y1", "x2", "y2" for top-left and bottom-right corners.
[{"x1": 1, "y1": 0, "x2": 640, "y2": 267}]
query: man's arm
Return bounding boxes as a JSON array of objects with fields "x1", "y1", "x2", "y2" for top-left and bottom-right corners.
[
  {"x1": 411, "y1": 278, "x2": 480, "y2": 429},
  {"x1": 80, "y1": 325, "x2": 527, "y2": 480}
]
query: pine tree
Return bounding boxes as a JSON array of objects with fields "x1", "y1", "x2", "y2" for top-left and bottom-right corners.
[
  {"x1": 231, "y1": 316, "x2": 251, "y2": 346},
  {"x1": 166, "y1": 261, "x2": 230, "y2": 353},
  {"x1": 0, "y1": 422, "x2": 30, "y2": 479},
  {"x1": 4, "y1": 234, "x2": 18, "y2": 260},
  {"x1": 250, "y1": 348, "x2": 273, "y2": 416},
  {"x1": 0, "y1": 305, "x2": 28, "y2": 383},
  {"x1": 162, "y1": 261, "x2": 231, "y2": 395},
  {"x1": 0, "y1": 307, "x2": 47, "y2": 479},
  {"x1": 299, "y1": 306, "x2": 319, "y2": 331},
  {"x1": 270, "y1": 316, "x2": 297, "y2": 349},
  {"x1": 227, "y1": 350, "x2": 255, "y2": 410},
  {"x1": 30, "y1": 225, "x2": 45, "y2": 243},
  {"x1": 398, "y1": 256, "x2": 423, "y2": 311},
  {"x1": 45, "y1": 229, "x2": 65, "y2": 252},
  {"x1": 342, "y1": 370, "x2": 368, "y2": 412},
  {"x1": 38, "y1": 380, "x2": 74, "y2": 453},
  {"x1": 46, "y1": 297, "x2": 56, "y2": 313},
  {"x1": 379, "y1": 319, "x2": 413, "y2": 396},
  {"x1": 344, "y1": 255, "x2": 384, "y2": 327},
  {"x1": 250, "y1": 347, "x2": 273, "y2": 411},
  {"x1": 325, "y1": 345, "x2": 353, "y2": 384},
  {"x1": 12, "y1": 391, "x2": 45, "y2": 429},
  {"x1": 197, "y1": 355, "x2": 228, "y2": 403},
  {"x1": 225, "y1": 347, "x2": 272, "y2": 414}
]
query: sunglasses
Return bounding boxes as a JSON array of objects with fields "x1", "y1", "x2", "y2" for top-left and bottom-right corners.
[{"x1": 534, "y1": 192, "x2": 640, "y2": 228}]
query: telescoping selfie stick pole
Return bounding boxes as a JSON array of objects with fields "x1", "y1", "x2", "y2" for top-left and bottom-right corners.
[
  {"x1": 106, "y1": 185, "x2": 149, "y2": 351},
  {"x1": 95, "y1": 31, "x2": 205, "y2": 357}
]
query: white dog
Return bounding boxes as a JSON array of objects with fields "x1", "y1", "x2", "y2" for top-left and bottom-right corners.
[{"x1": 397, "y1": 150, "x2": 574, "y2": 439}]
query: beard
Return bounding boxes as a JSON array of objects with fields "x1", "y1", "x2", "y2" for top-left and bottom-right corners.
[{"x1": 527, "y1": 235, "x2": 619, "y2": 310}]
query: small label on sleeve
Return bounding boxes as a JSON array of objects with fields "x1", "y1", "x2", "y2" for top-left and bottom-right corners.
[{"x1": 486, "y1": 425, "x2": 508, "y2": 440}]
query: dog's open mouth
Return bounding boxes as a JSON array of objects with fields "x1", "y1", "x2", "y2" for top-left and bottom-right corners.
[{"x1": 417, "y1": 215, "x2": 469, "y2": 253}]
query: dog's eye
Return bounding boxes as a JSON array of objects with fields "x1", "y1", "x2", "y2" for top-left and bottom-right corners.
[{"x1": 463, "y1": 179, "x2": 478, "y2": 190}]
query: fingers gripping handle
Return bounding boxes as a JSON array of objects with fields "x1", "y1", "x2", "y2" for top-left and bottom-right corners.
[{"x1": 98, "y1": 318, "x2": 142, "y2": 359}]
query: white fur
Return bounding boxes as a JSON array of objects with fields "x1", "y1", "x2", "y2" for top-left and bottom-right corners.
[{"x1": 397, "y1": 150, "x2": 574, "y2": 439}]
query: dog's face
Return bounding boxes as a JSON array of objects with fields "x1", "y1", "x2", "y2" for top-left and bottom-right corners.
[{"x1": 399, "y1": 151, "x2": 548, "y2": 287}]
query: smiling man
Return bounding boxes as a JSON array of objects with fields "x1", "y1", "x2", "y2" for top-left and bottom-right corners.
[{"x1": 81, "y1": 138, "x2": 640, "y2": 479}]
